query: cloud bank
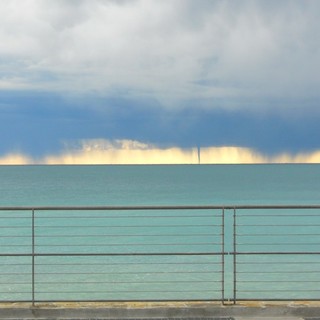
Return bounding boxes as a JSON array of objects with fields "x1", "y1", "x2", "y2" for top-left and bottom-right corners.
[
  {"x1": 1, "y1": 139, "x2": 320, "y2": 165},
  {"x1": 1, "y1": 0, "x2": 320, "y2": 109},
  {"x1": 1, "y1": 1, "x2": 319, "y2": 160}
]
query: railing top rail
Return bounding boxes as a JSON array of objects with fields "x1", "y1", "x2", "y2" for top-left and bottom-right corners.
[{"x1": 1, "y1": 204, "x2": 320, "y2": 211}]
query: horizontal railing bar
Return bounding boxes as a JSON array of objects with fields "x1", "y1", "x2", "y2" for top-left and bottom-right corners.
[
  {"x1": 0, "y1": 273, "x2": 31, "y2": 275},
  {"x1": 1, "y1": 204, "x2": 320, "y2": 211},
  {"x1": 36, "y1": 233, "x2": 221, "y2": 238},
  {"x1": 36, "y1": 271, "x2": 218, "y2": 275},
  {"x1": 4, "y1": 251, "x2": 319, "y2": 257},
  {"x1": 0, "y1": 254, "x2": 31, "y2": 257},
  {"x1": 0, "y1": 245, "x2": 31, "y2": 247},
  {"x1": 0, "y1": 236, "x2": 31, "y2": 238},
  {"x1": 0, "y1": 282, "x2": 31, "y2": 285},
  {"x1": 37, "y1": 270, "x2": 222, "y2": 273},
  {"x1": 4, "y1": 252, "x2": 220, "y2": 256},
  {"x1": 35, "y1": 242, "x2": 220, "y2": 247},
  {"x1": 0, "y1": 216, "x2": 30, "y2": 219},
  {"x1": 0, "y1": 298, "x2": 222, "y2": 303},
  {"x1": 35, "y1": 214, "x2": 220, "y2": 219},
  {"x1": 0, "y1": 299, "x2": 222, "y2": 303},
  {"x1": 238, "y1": 214, "x2": 320, "y2": 217},
  {"x1": 235, "y1": 252, "x2": 320, "y2": 255},
  {"x1": 237, "y1": 271, "x2": 320, "y2": 274},
  {"x1": 0, "y1": 292, "x2": 31, "y2": 294},
  {"x1": 36, "y1": 262, "x2": 221, "y2": 266},
  {"x1": 234, "y1": 205, "x2": 320, "y2": 209},
  {"x1": 237, "y1": 224, "x2": 320, "y2": 227},
  {"x1": 0, "y1": 205, "x2": 223, "y2": 210},
  {"x1": 237, "y1": 289, "x2": 320, "y2": 292},
  {"x1": 235, "y1": 298, "x2": 320, "y2": 302},
  {"x1": 34, "y1": 289, "x2": 220, "y2": 294},
  {"x1": 36, "y1": 280, "x2": 221, "y2": 284},
  {"x1": 34, "y1": 224, "x2": 220, "y2": 228},
  {"x1": 0, "y1": 226, "x2": 30, "y2": 229},
  {"x1": 237, "y1": 233, "x2": 320, "y2": 236},
  {"x1": 238, "y1": 280, "x2": 320, "y2": 283},
  {"x1": 237, "y1": 243, "x2": 320, "y2": 246},
  {"x1": 237, "y1": 261, "x2": 320, "y2": 264},
  {"x1": 0, "y1": 264, "x2": 30, "y2": 267}
]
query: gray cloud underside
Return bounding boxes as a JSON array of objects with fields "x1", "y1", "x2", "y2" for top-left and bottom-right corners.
[{"x1": 0, "y1": 0, "x2": 320, "y2": 109}]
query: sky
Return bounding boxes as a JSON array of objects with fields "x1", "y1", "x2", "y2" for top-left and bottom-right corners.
[{"x1": 1, "y1": 0, "x2": 320, "y2": 164}]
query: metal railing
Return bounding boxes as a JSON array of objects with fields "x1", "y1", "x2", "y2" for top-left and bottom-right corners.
[{"x1": 1, "y1": 205, "x2": 320, "y2": 305}]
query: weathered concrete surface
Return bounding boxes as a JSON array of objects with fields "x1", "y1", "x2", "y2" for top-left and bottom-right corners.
[
  {"x1": 237, "y1": 318, "x2": 304, "y2": 320},
  {"x1": 0, "y1": 301, "x2": 320, "y2": 319}
]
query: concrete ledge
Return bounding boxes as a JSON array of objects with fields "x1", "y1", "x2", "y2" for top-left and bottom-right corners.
[{"x1": 1, "y1": 302, "x2": 320, "y2": 319}]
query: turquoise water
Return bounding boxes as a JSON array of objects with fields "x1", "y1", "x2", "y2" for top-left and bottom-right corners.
[
  {"x1": 1, "y1": 164, "x2": 320, "y2": 302},
  {"x1": 0, "y1": 164, "x2": 320, "y2": 206}
]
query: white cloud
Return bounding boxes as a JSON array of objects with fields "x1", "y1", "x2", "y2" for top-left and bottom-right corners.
[{"x1": 0, "y1": 0, "x2": 320, "y2": 108}]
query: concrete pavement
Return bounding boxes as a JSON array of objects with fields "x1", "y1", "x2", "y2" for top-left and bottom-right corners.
[{"x1": 0, "y1": 301, "x2": 320, "y2": 319}]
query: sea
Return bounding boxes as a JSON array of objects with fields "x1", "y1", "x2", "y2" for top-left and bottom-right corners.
[
  {"x1": 1, "y1": 164, "x2": 320, "y2": 206},
  {"x1": 1, "y1": 164, "x2": 320, "y2": 302}
]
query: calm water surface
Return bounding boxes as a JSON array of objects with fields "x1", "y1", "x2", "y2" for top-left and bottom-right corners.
[{"x1": 0, "y1": 164, "x2": 319, "y2": 206}]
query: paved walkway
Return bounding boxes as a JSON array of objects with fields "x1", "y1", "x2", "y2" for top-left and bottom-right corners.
[
  {"x1": 1, "y1": 302, "x2": 320, "y2": 319},
  {"x1": 0, "y1": 316, "x2": 319, "y2": 320},
  {"x1": 0, "y1": 315, "x2": 319, "y2": 319},
  {"x1": 0, "y1": 318, "x2": 315, "y2": 320}
]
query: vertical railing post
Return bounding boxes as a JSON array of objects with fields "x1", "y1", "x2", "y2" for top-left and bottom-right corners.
[
  {"x1": 32, "y1": 208, "x2": 35, "y2": 307},
  {"x1": 233, "y1": 207, "x2": 237, "y2": 304},
  {"x1": 221, "y1": 207, "x2": 225, "y2": 304}
]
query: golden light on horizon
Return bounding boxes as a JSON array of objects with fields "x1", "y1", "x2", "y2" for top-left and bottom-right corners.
[
  {"x1": 1, "y1": 140, "x2": 320, "y2": 165},
  {"x1": 0, "y1": 153, "x2": 33, "y2": 165}
]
